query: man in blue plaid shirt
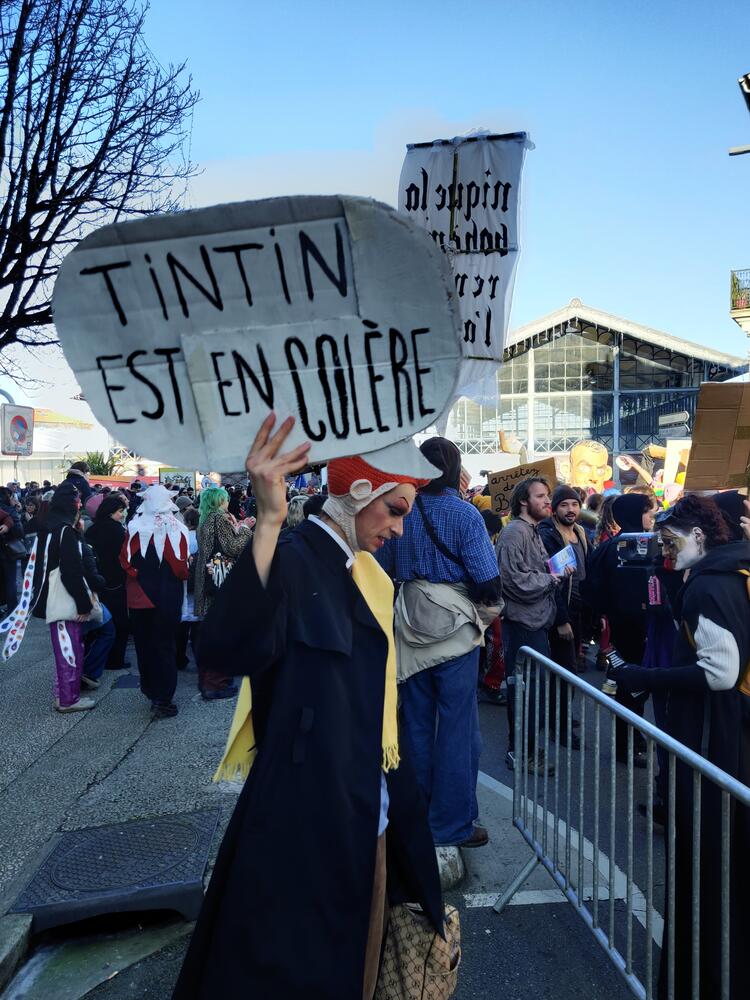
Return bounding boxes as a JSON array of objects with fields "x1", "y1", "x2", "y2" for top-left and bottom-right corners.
[{"x1": 377, "y1": 438, "x2": 501, "y2": 849}]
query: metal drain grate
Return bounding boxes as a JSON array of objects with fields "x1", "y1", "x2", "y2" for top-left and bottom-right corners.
[{"x1": 11, "y1": 809, "x2": 220, "y2": 932}]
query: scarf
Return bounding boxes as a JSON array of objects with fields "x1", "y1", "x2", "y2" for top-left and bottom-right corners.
[{"x1": 213, "y1": 549, "x2": 399, "y2": 782}]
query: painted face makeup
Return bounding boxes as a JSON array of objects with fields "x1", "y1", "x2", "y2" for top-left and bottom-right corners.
[{"x1": 659, "y1": 525, "x2": 704, "y2": 571}]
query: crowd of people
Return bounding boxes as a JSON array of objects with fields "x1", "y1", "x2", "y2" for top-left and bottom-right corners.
[{"x1": 5, "y1": 440, "x2": 749, "y2": 997}]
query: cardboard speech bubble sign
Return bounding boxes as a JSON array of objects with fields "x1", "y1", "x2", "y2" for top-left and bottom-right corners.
[
  {"x1": 488, "y1": 458, "x2": 558, "y2": 516},
  {"x1": 52, "y1": 196, "x2": 462, "y2": 473}
]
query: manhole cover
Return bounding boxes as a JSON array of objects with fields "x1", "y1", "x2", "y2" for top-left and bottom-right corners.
[
  {"x1": 11, "y1": 808, "x2": 220, "y2": 932},
  {"x1": 49, "y1": 820, "x2": 200, "y2": 891}
]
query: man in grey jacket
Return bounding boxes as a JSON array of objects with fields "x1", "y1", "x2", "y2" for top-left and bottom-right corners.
[{"x1": 498, "y1": 477, "x2": 568, "y2": 773}]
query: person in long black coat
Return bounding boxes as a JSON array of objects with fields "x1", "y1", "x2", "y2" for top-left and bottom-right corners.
[
  {"x1": 611, "y1": 495, "x2": 750, "y2": 1000},
  {"x1": 172, "y1": 417, "x2": 443, "y2": 1000},
  {"x1": 85, "y1": 493, "x2": 130, "y2": 669}
]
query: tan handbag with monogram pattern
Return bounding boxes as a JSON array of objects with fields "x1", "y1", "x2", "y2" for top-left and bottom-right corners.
[{"x1": 375, "y1": 903, "x2": 460, "y2": 1000}]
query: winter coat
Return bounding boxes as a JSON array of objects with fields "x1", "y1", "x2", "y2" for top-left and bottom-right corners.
[
  {"x1": 193, "y1": 510, "x2": 251, "y2": 618},
  {"x1": 0, "y1": 501, "x2": 23, "y2": 541},
  {"x1": 612, "y1": 541, "x2": 750, "y2": 999},
  {"x1": 85, "y1": 517, "x2": 127, "y2": 589},
  {"x1": 172, "y1": 519, "x2": 443, "y2": 1000},
  {"x1": 120, "y1": 533, "x2": 189, "y2": 622},
  {"x1": 538, "y1": 518, "x2": 588, "y2": 627},
  {"x1": 64, "y1": 469, "x2": 93, "y2": 502},
  {"x1": 31, "y1": 519, "x2": 104, "y2": 620}
]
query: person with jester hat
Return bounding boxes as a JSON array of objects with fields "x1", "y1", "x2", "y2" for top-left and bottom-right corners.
[
  {"x1": 172, "y1": 415, "x2": 444, "y2": 1000},
  {"x1": 120, "y1": 484, "x2": 189, "y2": 719}
]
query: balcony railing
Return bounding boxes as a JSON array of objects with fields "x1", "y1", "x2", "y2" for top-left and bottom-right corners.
[{"x1": 731, "y1": 268, "x2": 750, "y2": 310}]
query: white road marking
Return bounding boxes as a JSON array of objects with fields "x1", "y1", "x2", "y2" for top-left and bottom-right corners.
[
  {"x1": 464, "y1": 887, "x2": 618, "y2": 908},
  {"x1": 477, "y1": 770, "x2": 664, "y2": 945}
]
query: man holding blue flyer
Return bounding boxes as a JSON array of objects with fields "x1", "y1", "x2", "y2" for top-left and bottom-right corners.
[{"x1": 539, "y1": 485, "x2": 589, "y2": 682}]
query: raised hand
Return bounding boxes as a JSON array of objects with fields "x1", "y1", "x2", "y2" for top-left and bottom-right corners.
[
  {"x1": 245, "y1": 414, "x2": 310, "y2": 587},
  {"x1": 245, "y1": 413, "x2": 311, "y2": 530}
]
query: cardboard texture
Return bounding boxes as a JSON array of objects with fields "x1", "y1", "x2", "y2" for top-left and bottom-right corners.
[
  {"x1": 683, "y1": 383, "x2": 750, "y2": 490},
  {"x1": 488, "y1": 457, "x2": 558, "y2": 515},
  {"x1": 52, "y1": 196, "x2": 462, "y2": 474}
]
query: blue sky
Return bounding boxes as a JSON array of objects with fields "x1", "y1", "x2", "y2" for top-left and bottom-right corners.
[
  {"x1": 143, "y1": 0, "x2": 750, "y2": 357},
  {"x1": 10, "y1": 0, "x2": 750, "y2": 407}
]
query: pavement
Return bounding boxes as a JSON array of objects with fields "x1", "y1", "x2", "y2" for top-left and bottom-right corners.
[{"x1": 0, "y1": 626, "x2": 655, "y2": 999}]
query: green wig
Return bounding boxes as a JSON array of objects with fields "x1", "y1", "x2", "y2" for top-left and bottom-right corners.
[{"x1": 199, "y1": 486, "x2": 229, "y2": 526}]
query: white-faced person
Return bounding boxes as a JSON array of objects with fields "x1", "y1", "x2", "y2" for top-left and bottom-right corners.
[
  {"x1": 172, "y1": 416, "x2": 443, "y2": 1000},
  {"x1": 608, "y1": 493, "x2": 750, "y2": 1000}
]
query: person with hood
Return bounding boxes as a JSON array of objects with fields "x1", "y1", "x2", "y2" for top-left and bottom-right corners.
[
  {"x1": 609, "y1": 494, "x2": 750, "y2": 1000},
  {"x1": 120, "y1": 485, "x2": 189, "y2": 718},
  {"x1": 26, "y1": 481, "x2": 104, "y2": 712},
  {"x1": 172, "y1": 416, "x2": 443, "y2": 1000},
  {"x1": 377, "y1": 437, "x2": 502, "y2": 849},
  {"x1": 64, "y1": 461, "x2": 93, "y2": 503},
  {"x1": 85, "y1": 493, "x2": 130, "y2": 670},
  {"x1": 583, "y1": 491, "x2": 657, "y2": 764}
]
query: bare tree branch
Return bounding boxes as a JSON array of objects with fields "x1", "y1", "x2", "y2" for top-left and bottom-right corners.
[{"x1": 0, "y1": 0, "x2": 199, "y2": 385}]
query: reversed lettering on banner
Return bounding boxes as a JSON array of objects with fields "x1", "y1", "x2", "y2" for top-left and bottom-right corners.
[
  {"x1": 53, "y1": 196, "x2": 462, "y2": 471},
  {"x1": 488, "y1": 458, "x2": 558, "y2": 516},
  {"x1": 398, "y1": 133, "x2": 530, "y2": 368}
]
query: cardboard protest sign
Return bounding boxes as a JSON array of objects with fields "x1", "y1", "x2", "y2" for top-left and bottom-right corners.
[
  {"x1": 398, "y1": 133, "x2": 530, "y2": 395},
  {"x1": 663, "y1": 439, "x2": 691, "y2": 487},
  {"x1": 488, "y1": 458, "x2": 558, "y2": 516},
  {"x1": 53, "y1": 196, "x2": 462, "y2": 473},
  {"x1": 683, "y1": 383, "x2": 750, "y2": 490}
]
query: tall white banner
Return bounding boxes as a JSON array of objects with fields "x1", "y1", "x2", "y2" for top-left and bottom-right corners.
[{"x1": 398, "y1": 131, "x2": 530, "y2": 398}]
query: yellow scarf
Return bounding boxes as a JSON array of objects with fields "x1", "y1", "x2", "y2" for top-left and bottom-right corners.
[{"x1": 213, "y1": 549, "x2": 399, "y2": 782}]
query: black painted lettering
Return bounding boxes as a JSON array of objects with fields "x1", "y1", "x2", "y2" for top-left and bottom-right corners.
[
  {"x1": 96, "y1": 355, "x2": 134, "y2": 424},
  {"x1": 473, "y1": 275, "x2": 484, "y2": 298},
  {"x1": 454, "y1": 273, "x2": 468, "y2": 297},
  {"x1": 388, "y1": 327, "x2": 414, "y2": 428},
  {"x1": 210, "y1": 351, "x2": 241, "y2": 417},
  {"x1": 404, "y1": 182, "x2": 420, "y2": 212},
  {"x1": 270, "y1": 228, "x2": 291, "y2": 304},
  {"x1": 487, "y1": 274, "x2": 500, "y2": 299},
  {"x1": 154, "y1": 347, "x2": 184, "y2": 423},
  {"x1": 364, "y1": 327, "x2": 389, "y2": 433},
  {"x1": 167, "y1": 245, "x2": 223, "y2": 318},
  {"x1": 127, "y1": 350, "x2": 164, "y2": 420},
  {"x1": 232, "y1": 347, "x2": 274, "y2": 411},
  {"x1": 411, "y1": 328, "x2": 435, "y2": 417},
  {"x1": 212, "y1": 242, "x2": 264, "y2": 307},
  {"x1": 284, "y1": 337, "x2": 325, "y2": 440},
  {"x1": 144, "y1": 254, "x2": 169, "y2": 321},
  {"x1": 343, "y1": 334, "x2": 373, "y2": 435},
  {"x1": 435, "y1": 184, "x2": 447, "y2": 211},
  {"x1": 315, "y1": 334, "x2": 349, "y2": 439},
  {"x1": 80, "y1": 262, "x2": 131, "y2": 326},
  {"x1": 464, "y1": 318, "x2": 476, "y2": 344},
  {"x1": 484, "y1": 307, "x2": 493, "y2": 348},
  {"x1": 465, "y1": 180, "x2": 480, "y2": 221},
  {"x1": 299, "y1": 223, "x2": 347, "y2": 301}
]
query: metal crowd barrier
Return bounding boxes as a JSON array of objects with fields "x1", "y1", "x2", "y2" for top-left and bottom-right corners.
[{"x1": 494, "y1": 646, "x2": 750, "y2": 1000}]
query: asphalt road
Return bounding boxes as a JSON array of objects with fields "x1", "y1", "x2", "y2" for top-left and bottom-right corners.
[{"x1": 2, "y1": 629, "x2": 662, "y2": 999}]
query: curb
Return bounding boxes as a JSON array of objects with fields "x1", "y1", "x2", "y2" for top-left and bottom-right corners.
[{"x1": 0, "y1": 912, "x2": 32, "y2": 993}]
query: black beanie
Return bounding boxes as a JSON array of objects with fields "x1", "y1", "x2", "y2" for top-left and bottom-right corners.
[{"x1": 551, "y1": 484, "x2": 580, "y2": 510}]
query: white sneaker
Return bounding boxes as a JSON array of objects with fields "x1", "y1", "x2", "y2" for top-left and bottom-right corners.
[{"x1": 55, "y1": 697, "x2": 96, "y2": 712}]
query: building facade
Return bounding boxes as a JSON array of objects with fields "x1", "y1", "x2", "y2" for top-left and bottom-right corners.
[{"x1": 448, "y1": 299, "x2": 746, "y2": 457}]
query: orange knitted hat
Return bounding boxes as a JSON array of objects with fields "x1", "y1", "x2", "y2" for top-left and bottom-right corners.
[{"x1": 327, "y1": 455, "x2": 431, "y2": 497}]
